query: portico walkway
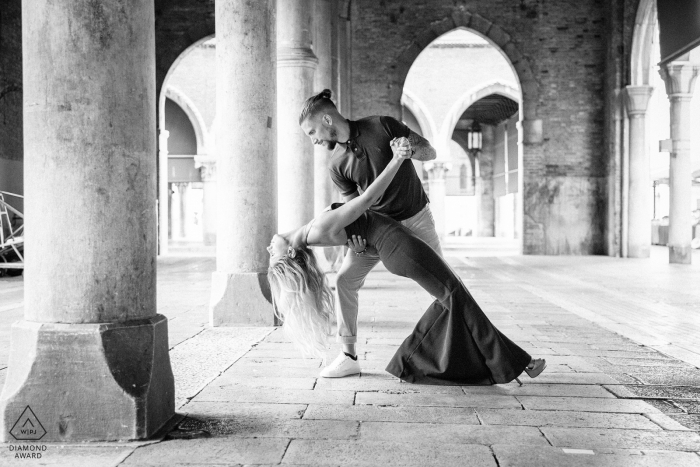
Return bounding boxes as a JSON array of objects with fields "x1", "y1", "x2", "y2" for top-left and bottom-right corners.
[{"x1": 1, "y1": 246, "x2": 700, "y2": 466}]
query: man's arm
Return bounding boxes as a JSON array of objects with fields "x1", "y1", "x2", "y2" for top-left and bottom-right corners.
[{"x1": 407, "y1": 129, "x2": 436, "y2": 162}]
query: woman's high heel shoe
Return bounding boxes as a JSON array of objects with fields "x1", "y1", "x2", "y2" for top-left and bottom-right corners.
[{"x1": 514, "y1": 358, "x2": 547, "y2": 386}]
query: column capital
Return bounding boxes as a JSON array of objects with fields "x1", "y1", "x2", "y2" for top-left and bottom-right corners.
[
  {"x1": 623, "y1": 85, "x2": 654, "y2": 116},
  {"x1": 424, "y1": 161, "x2": 451, "y2": 180},
  {"x1": 659, "y1": 61, "x2": 700, "y2": 98},
  {"x1": 194, "y1": 155, "x2": 217, "y2": 182}
]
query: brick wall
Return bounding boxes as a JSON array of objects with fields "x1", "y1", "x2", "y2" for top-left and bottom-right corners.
[{"x1": 349, "y1": 0, "x2": 615, "y2": 254}]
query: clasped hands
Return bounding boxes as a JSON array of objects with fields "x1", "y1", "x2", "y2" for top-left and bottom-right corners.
[{"x1": 390, "y1": 136, "x2": 412, "y2": 160}]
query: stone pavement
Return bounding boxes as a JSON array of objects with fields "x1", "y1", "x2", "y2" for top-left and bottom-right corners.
[{"x1": 1, "y1": 245, "x2": 700, "y2": 466}]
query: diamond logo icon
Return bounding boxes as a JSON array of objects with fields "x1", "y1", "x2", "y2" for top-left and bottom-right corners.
[{"x1": 9, "y1": 406, "x2": 46, "y2": 441}]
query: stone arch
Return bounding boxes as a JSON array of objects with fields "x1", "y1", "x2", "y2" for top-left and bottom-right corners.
[
  {"x1": 158, "y1": 35, "x2": 214, "y2": 135},
  {"x1": 165, "y1": 87, "x2": 209, "y2": 155},
  {"x1": 630, "y1": 0, "x2": 657, "y2": 86},
  {"x1": 401, "y1": 88, "x2": 438, "y2": 143},
  {"x1": 440, "y1": 81, "x2": 521, "y2": 157},
  {"x1": 395, "y1": 9, "x2": 538, "y2": 121}
]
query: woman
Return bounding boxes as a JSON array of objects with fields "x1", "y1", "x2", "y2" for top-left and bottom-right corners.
[{"x1": 267, "y1": 138, "x2": 545, "y2": 385}]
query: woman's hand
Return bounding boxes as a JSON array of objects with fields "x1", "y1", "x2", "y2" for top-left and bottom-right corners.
[
  {"x1": 347, "y1": 234, "x2": 367, "y2": 256},
  {"x1": 390, "y1": 137, "x2": 412, "y2": 161}
]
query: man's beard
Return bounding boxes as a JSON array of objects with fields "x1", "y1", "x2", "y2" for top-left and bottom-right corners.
[{"x1": 326, "y1": 128, "x2": 338, "y2": 150}]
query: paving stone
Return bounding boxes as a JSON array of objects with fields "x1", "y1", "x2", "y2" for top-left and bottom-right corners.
[
  {"x1": 542, "y1": 427, "x2": 700, "y2": 451},
  {"x1": 304, "y1": 404, "x2": 480, "y2": 424},
  {"x1": 122, "y1": 438, "x2": 289, "y2": 465},
  {"x1": 477, "y1": 408, "x2": 661, "y2": 430},
  {"x1": 0, "y1": 445, "x2": 134, "y2": 466},
  {"x1": 518, "y1": 396, "x2": 661, "y2": 413},
  {"x1": 644, "y1": 412, "x2": 693, "y2": 431},
  {"x1": 182, "y1": 402, "x2": 306, "y2": 419},
  {"x1": 224, "y1": 364, "x2": 322, "y2": 378},
  {"x1": 603, "y1": 357, "x2": 692, "y2": 367},
  {"x1": 177, "y1": 416, "x2": 359, "y2": 439},
  {"x1": 282, "y1": 439, "x2": 497, "y2": 466},
  {"x1": 642, "y1": 399, "x2": 687, "y2": 414},
  {"x1": 617, "y1": 385, "x2": 700, "y2": 400},
  {"x1": 668, "y1": 414, "x2": 700, "y2": 431},
  {"x1": 462, "y1": 383, "x2": 615, "y2": 398},
  {"x1": 618, "y1": 367, "x2": 700, "y2": 386},
  {"x1": 209, "y1": 374, "x2": 316, "y2": 390},
  {"x1": 360, "y1": 421, "x2": 549, "y2": 446},
  {"x1": 315, "y1": 377, "x2": 463, "y2": 394},
  {"x1": 356, "y1": 392, "x2": 521, "y2": 409},
  {"x1": 522, "y1": 372, "x2": 619, "y2": 384},
  {"x1": 170, "y1": 328, "x2": 273, "y2": 407},
  {"x1": 492, "y1": 444, "x2": 700, "y2": 467},
  {"x1": 193, "y1": 387, "x2": 355, "y2": 405},
  {"x1": 234, "y1": 356, "x2": 322, "y2": 368},
  {"x1": 674, "y1": 400, "x2": 700, "y2": 413}
]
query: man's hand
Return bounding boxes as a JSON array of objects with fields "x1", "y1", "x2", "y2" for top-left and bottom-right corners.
[{"x1": 347, "y1": 234, "x2": 367, "y2": 256}]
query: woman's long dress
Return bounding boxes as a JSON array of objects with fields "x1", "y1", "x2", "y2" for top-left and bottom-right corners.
[{"x1": 337, "y1": 206, "x2": 531, "y2": 385}]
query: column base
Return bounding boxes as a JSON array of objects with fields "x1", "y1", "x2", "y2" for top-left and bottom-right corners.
[
  {"x1": 209, "y1": 271, "x2": 275, "y2": 326},
  {"x1": 669, "y1": 245, "x2": 692, "y2": 264},
  {"x1": 627, "y1": 244, "x2": 650, "y2": 258},
  {"x1": 0, "y1": 315, "x2": 174, "y2": 442}
]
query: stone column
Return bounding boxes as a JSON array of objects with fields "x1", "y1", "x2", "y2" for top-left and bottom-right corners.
[
  {"x1": 1, "y1": 0, "x2": 174, "y2": 442},
  {"x1": 659, "y1": 62, "x2": 700, "y2": 264},
  {"x1": 476, "y1": 125, "x2": 495, "y2": 237},
  {"x1": 424, "y1": 162, "x2": 450, "y2": 239},
  {"x1": 158, "y1": 130, "x2": 170, "y2": 255},
  {"x1": 170, "y1": 184, "x2": 181, "y2": 240},
  {"x1": 195, "y1": 156, "x2": 217, "y2": 246},
  {"x1": 277, "y1": 0, "x2": 318, "y2": 232},
  {"x1": 624, "y1": 85, "x2": 654, "y2": 258},
  {"x1": 313, "y1": 0, "x2": 334, "y2": 215},
  {"x1": 210, "y1": 0, "x2": 277, "y2": 326},
  {"x1": 312, "y1": 0, "x2": 342, "y2": 272},
  {"x1": 176, "y1": 183, "x2": 188, "y2": 238}
]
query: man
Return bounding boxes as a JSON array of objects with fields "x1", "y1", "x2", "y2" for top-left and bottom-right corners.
[{"x1": 299, "y1": 89, "x2": 442, "y2": 377}]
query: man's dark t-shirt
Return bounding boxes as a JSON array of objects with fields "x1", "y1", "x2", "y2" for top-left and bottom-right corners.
[{"x1": 329, "y1": 116, "x2": 429, "y2": 222}]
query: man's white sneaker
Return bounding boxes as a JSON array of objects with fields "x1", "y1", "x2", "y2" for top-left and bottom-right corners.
[{"x1": 320, "y1": 352, "x2": 361, "y2": 378}]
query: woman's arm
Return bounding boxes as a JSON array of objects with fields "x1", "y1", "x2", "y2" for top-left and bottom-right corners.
[{"x1": 312, "y1": 138, "x2": 411, "y2": 237}]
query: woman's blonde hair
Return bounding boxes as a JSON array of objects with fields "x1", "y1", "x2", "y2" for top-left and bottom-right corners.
[{"x1": 268, "y1": 246, "x2": 334, "y2": 357}]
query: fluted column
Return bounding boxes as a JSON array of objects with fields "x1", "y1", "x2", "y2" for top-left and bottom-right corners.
[
  {"x1": 476, "y1": 125, "x2": 495, "y2": 237},
  {"x1": 195, "y1": 156, "x2": 217, "y2": 246},
  {"x1": 1, "y1": 0, "x2": 174, "y2": 441},
  {"x1": 425, "y1": 162, "x2": 450, "y2": 239},
  {"x1": 277, "y1": 0, "x2": 318, "y2": 232},
  {"x1": 210, "y1": 0, "x2": 277, "y2": 325},
  {"x1": 659, "y1": 61, "x2": 700, "y2": 264},
  {"x1": 624, "y1": 85, "x2": 654, "y2": 258}
]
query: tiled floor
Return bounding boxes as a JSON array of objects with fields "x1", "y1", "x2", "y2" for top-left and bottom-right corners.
[{"x1": 1, "y1": 246, "x2": 700, "y2": 466}]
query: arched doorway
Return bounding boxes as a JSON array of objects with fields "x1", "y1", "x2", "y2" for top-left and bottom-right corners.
[
  {"x1": 400, "y1": 28, "x2": 522, "y2": 251},
  {"x1": 159, "y1": 37, "x2": 217, "y2": 250}
]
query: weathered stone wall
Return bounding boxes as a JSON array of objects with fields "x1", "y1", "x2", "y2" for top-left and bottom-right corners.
[
  {"x1": 0, "y1": 0, "x2": 22, "y2": 163},
  {"x1": 349, "y1": 0, "x2": 614, "y2": 254},
  {"x1": 0, "y1": 0, "x2": 24, "y2": 218}
]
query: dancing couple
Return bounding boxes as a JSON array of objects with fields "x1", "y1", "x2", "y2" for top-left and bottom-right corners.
[{"x1": 267, "y1": 90, "x2": 545, "y2": 385}]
